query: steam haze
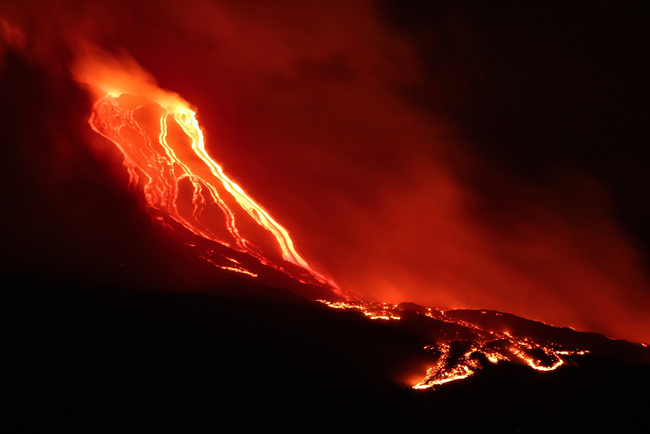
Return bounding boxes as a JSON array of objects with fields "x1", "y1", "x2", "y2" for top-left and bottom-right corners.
[{"x1": 1, "y1": 0, "x2": 649, "y2": 342}]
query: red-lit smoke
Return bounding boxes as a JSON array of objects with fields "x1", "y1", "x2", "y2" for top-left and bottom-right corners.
[{"x1": 1, "y1": 0, "x2": 649, "y2": 343}]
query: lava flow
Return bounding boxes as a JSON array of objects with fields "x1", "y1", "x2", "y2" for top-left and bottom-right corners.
[
  {"x1": 318, "y1": 300, "x2": 593, "y2": 389},
  {"x1": 89, "y1": 92, "x2": 343, "y2": 294}
]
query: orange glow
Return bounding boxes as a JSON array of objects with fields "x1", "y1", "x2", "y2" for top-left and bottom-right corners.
[
  {"x1": 89, "y1": 91, "x2": 342, "y2": 293},
  {"x1": 316, "y1": 300, "x2": 588, "y2": 389}
]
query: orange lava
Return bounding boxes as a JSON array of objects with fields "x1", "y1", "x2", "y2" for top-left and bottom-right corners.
[
  {"x1": 89, "y1": 92, "x2": 341, "y2": 293},
  {"x1": 318, "y1": 300, "x2": 589, "y2": 389}
]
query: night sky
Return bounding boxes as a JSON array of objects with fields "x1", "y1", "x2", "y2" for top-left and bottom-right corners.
[{"x1": 1, "y1": 1, "x2": 650, "y2": 429}]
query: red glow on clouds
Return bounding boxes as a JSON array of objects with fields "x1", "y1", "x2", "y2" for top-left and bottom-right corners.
[{"x1": 1, "y1": 0, "x2": 649, "y2": 343}]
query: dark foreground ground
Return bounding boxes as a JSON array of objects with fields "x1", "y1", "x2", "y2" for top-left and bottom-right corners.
[{"x1": 4, "y1": 278, "x2": 649, "y2": 432}]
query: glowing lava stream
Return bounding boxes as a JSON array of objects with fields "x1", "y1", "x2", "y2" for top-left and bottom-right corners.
[
  {"x1": 318, "y1": 301, "x2": 589, "y2": 389},
  {"x1": 89, "y1": 92, "x2": 341, "y2": 293}
]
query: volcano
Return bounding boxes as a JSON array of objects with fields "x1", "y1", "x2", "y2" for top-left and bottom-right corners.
[
  {"x1": 2, "y1": 1, "x2": 650, "y2": 430},
  {"x1": 1, "y1": 51, "x2": 648, "y2": 432}
]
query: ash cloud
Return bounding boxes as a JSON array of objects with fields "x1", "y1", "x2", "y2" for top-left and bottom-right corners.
[{"x1": 1, "y1": 0, "x2": 649, "y2": 342}]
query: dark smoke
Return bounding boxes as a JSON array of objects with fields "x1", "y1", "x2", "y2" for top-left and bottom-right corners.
[{"x1": 1, "y1": 0, "x2": 649, "y2": 342}]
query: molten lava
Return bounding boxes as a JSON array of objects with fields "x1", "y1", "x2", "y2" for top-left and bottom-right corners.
[
  {"x1": 89, "y1": 92, "x2": 342, "y2": 293},
  {"x1": 318, "y1": 300, "x2": 590, "y2": 389}
]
